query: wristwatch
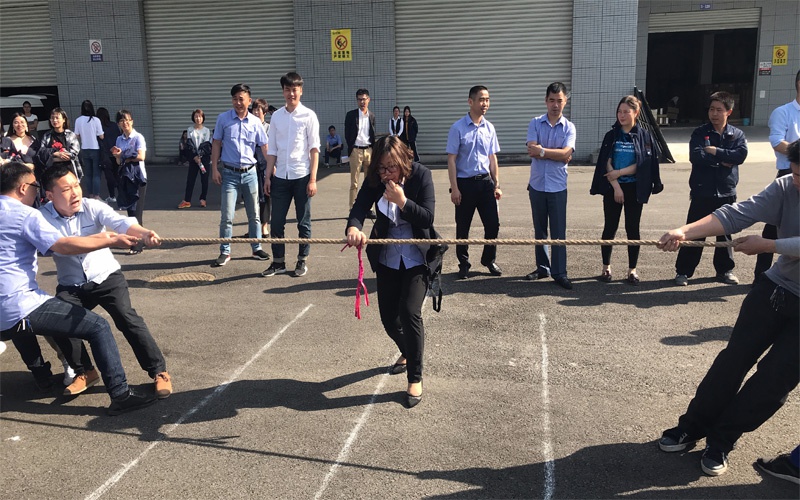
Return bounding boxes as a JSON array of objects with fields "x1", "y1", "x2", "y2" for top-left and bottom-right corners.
[{"x1": 539, "y1": 148, "x2": 546, "y2": 158}]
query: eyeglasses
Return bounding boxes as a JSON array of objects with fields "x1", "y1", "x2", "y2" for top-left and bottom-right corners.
[
  {"x1": 357, "y1": 97, "x2": 369, "y2": 102},
  {"x1": 377, "y1": 164, "x2": 398, "y2": 174},
  {"x1": 26, "y1": 182, "x2": 41, "y2": 189}
]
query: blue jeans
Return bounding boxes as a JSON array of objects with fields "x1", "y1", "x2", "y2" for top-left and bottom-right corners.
[
  {"x1": 270, "y1": 175, "x2": 311, "y2": 263},
  {"x1": 528, "y1": 186, "x2": 568, "y2": 279},
  {"x1": 219, "y1": 167, "x2": 262, "y2": 255},
  {"x1": 79, "y1": 148, "x2": 102, "y2": 197},
  {"x1": 1, "y1": 298, "x2": 129, "y2": 399}
]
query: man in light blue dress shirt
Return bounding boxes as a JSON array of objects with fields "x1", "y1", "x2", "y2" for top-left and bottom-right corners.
[
  {"x1": 446, "y1": 85, "x2": 502, "y2": 279},
  {"x1": 0, "y1": 163, "x2": 156, "y2": 415},
  {"x1": 210, "y1": 83, "x2": 270, "y2": 267},
  {"x1": 526, "y1": 82, "x2": 576, "y2": 290},
  {"x1": 39, "y1": 165, "x2": 172, "y2": 399}
]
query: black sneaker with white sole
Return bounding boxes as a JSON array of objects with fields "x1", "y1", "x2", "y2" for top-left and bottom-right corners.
[
  {"x1": 701, "y1": 446, "x2": 728, "y2": 476},
  {"x1": 252, "y1": 249, "x2": 270, "y2": 260},
  {"x1": 755, "y1": 452, "x2": 800, "y2": 485},
  {"x1": 294, "y1": 260, "x2": 307, "y2": 277},
  {"x1": 262, "y1": 262, "x2": 286, "y2": 276},
  {"x1": 658, "y1": 426, "x2": 702, "y2": 452},
  {"x1": 213, "y1": 254, "x2": 231, "y2": 267},
  {"x1": 107, "y1": 387, "x2": 157, "y2": 416}
]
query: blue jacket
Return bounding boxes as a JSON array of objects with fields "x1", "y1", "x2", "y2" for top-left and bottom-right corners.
[
  {"x1": 688, "y1": 122, "x2": 748, "y2": 198},
  {"x1": 590, "y1": 123, "x2": 663, "y2": 203}
]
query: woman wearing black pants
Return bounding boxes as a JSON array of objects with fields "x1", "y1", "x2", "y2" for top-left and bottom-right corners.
[
  {"x1": 346, "y1": 136, "x2": 438, "y2": 408},
  {"x1": 590, "y1": 95, "x2": 663, "y2": 284}
]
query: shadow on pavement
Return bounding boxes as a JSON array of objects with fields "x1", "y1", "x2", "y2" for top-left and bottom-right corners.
[{"x1": 416, "y1": 441, "x2": 796, "y2": 499}]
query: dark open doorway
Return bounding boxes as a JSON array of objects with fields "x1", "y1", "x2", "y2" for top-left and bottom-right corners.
[{"x1": 646, "y1": 28, "x2": 757, "y2": 126}]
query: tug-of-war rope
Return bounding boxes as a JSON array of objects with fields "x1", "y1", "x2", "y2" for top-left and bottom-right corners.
[
  {"x1": 159, "y1": 237, "x2": 733, "y2": 247},
  {"x1": 157, "y1": 237, "x2": 733, "y2": 319}
]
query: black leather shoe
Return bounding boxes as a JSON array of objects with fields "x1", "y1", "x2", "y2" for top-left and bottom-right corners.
[
  {"x1": 389, "y1": 363, "x2": 407, "y2": 375},
  {"x1": 554, "y1": 276, "x2": 573, "y2": 290},
  {"x1": 525, "y1": 270, "x2": 550, "y2": 281},
  {"x1": 485, "y1": 263, "x2": 502, "y2": 276},
  {"x1": 406, "y1": 393, "x2": 423, "y2": 408},
  {"x1": 458, "y1": 264, "x2": 470, "y2": 279},
  {"x1": 107, "y1": 387, "x2": 158, "y2": 416}
]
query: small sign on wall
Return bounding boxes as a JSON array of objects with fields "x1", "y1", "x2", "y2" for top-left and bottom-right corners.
[
  {"x1": 772, "y1": 45, "x2": 788, "y2": 66},
  {"x1": 90, "y1": 39, "x2": 103, "y2": 62},
  {"x1": 699, "y1": 3, "x2": 712, "y2": 10},
  {"x1": 758, "y1": 61, "x2": 772, "y2": 76},
  {"x1": 331, "y1": 29, "x2": 351, "y2": 62}
]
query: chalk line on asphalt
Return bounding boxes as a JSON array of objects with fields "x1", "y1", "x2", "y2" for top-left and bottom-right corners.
[
  {"x1": 539, "y1": 312, "x2": 555, "y2": 500},
  {"x1": 314, "y1": 296, "x2": 429, "y2": 499},
  {"x1": 86, "y1": 304, "x2": 314, "y2": 500}
]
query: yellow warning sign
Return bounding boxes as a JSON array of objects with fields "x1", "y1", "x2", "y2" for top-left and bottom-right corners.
[
  {"x1": 773, "y1": 45, "x2": 788, "y2": 66},
  {"x1": 331, "y1": 29, "x2": 352, "y2": 62}
]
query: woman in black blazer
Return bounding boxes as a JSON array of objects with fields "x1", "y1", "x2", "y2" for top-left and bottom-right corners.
[{"x1": 346, "y1": 136, "x2": 436, "y2": 408}]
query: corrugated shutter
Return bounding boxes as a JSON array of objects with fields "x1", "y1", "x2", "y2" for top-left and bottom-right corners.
[
  {"x1": 143, "y1": 0, "x2": 295, "y2": 157},
  {"x1": 649, "y1": 8, "x2": 760, "y2": 33},
  {"x1": 0, "y1": 1, "x2": 56, "y2": 86},
  {"x1": 395, "y1": 1, "x2": 573, "y2": 154}
]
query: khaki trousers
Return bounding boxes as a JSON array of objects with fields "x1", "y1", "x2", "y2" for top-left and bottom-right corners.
[{"x1": 349, "y1": 146, "x2": 371, "y2": 208}]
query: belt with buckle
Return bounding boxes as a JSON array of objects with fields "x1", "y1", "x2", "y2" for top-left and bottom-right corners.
[
  {"x1": 352, "y1": 145, "x2": 371, "y2": 150},
  {"x1": 223, "y1": 163, "x2": 255, "y2": 173},
  {"x1": 460, "y1": 174, "x2": 490, "y2": 181}
]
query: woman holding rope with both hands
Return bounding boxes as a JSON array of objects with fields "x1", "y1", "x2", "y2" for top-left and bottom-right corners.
[{"x1": 346, "y1": 136, "x2": 439, "y2": 408}]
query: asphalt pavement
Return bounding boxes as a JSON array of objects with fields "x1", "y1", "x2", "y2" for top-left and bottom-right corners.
[{"x1": 1, "y1": 136, "x2": 797, "y2": 499}]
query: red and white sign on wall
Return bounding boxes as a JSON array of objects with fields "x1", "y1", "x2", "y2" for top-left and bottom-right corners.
[{"x1": 90, "y1": 39, "x2": 103, "y2": 62}]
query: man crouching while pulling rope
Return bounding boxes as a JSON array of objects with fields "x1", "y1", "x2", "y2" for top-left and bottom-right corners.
[
  {"x1": 654, "y1": 139, "x2": 799, "y2": 477},
  {"x1": 0, "y1": 162, "x2": 158, "y2": 415},
  {"x1": 39, "y1": 164, "x2": 172, "y2": 399}
]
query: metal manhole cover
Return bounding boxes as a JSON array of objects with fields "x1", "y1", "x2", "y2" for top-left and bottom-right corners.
[{"x1": 148, "y1": 272, "x2": 216, "y2": 289}]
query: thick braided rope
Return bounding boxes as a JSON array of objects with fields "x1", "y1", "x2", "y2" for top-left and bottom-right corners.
[{"x1": 160, "y1": 237, "x2": 733, "y2": 247}]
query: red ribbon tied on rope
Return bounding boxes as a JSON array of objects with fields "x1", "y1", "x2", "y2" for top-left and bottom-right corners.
[{"x1": 342, "y1": 243, "x2": 369, "y2": 319}]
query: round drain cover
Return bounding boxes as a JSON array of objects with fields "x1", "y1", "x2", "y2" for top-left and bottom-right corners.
[{"x1": 148, "y1": 272, "x2": 215, "y2": 289}]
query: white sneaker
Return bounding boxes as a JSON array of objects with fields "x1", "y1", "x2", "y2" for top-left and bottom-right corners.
[
  {"x1": 62, "y1": 360, "x2": 76, "y2": 385},
  {"x1": 0, "y1": 341, "x2": 6, "y2": 355}
]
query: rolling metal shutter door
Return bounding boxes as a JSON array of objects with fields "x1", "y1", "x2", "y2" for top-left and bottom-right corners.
[
  {"x1": 395, "y1": 1, "x2": 573, "y2": 154},
  {"x1": 649, "y1": 8, "x2": 760, "y2": 33},
  {"x1": 143, "y1": 0, "x2": 295, "y2": 157},
  {"x1": 0, "y1": 1, "x2": 56, "y2": 86}
]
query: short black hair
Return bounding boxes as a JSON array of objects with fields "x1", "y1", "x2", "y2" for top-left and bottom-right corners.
[
  {"x1": 22, "y1": 100, "x2": 31, "y2": 107},
  {"x1": 469, "y1": 85, "x2": 488, "y2": 100},
  {"x1": 328, "y1": 125, "x2": 336, "y2": 131},
  {"x1": 795, "y1": 69, "x2": 800, "y2": 91},
  {"x1": 231, "y1": 83, "x2": 251, "y2": 97},
  {"x1": 787, "y1": 139, "x2": 800, "y2": 165},
  {"x1": 116, "y1": 109, "x2": 133, "y2": 123},
  {"x1": 710, "y1": 91, "x2": 735, "y2": 111},
  {"x1": 356, "y1": 88, "x2": 370, "y2": 98},
  {"x1": 280, "y1": 72, "x2": 304, "y2": 89},
  {"x1": 41, "y1": 164, "x2": 75, "y2": 191},
  {"x1": 0, "y1": 162, "x2": 34, "y2": 194},
  {"x1": 546, "y1": 82, "x2": 569, "y2": 98}
]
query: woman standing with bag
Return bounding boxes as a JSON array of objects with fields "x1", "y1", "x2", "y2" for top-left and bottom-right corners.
[
  {"x1": 73, "y1": 100, "x2": 105, "y2": 199},
  {"x1": 346, "y1": 136, "x2": 438, "y2": 408},
  {"x1": 177, "y1": 109, "x2": 212, "y2": 209},
  {"x1": 401, "y1": 106, "x2": 419, "y2": 162},
  {"x1": 35, "y1": 108, "x2": 82, "y2": 181},
  {"x1": 590, "y1": 95, "x2": 663, "y2": 284}
]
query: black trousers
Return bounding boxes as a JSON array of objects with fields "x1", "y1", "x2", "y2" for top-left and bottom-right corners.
[
  {"x1": 183, "y1": 159, "x2": 210, "y2": 202},
  {"x1": 754, "y1": 169, "x2": 793, "y2": 279},
  {"x1": 601, "y1": 182, "x2": 643, "y2": 268},
  {"x1": 675, "y1": 195, "x2": 736, "y2": 277},
  {"x1": 56, "y1": 270, "x2": 167, "y2": 378},
  {"x1": 455, "y1": 177, "x2": 499, "y2": 267},
  {"x1": 376, "y1": 263, "x2": 427, "y2": 384},
  {"x1": 678, "y1": 277, "x2": 799, "y2": 452}
]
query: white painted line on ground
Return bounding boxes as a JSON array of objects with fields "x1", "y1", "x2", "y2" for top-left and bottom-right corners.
[
  {"x1": 539, "y1": 312, "x2": 555, "y2": 500},
  {"x1": 313, "y1": 364, "x2": 390, "y2": 500},
  {"x1": 314, "y1": 296, "x2": 429, "y2": 499},
  {"x1": 86, "y1": 304, "x2": 314, "y2": 500}
]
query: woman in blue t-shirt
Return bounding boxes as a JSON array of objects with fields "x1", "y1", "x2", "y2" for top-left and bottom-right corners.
[{"x1": 590, "y1": 95, "x2": 663, "y2": 284}]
